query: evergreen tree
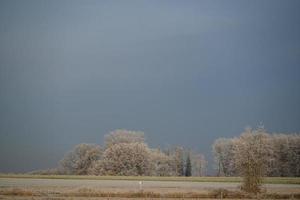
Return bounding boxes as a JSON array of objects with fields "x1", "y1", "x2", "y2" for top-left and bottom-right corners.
[{"x1": 185, "y1": 153, "x2": 192, "y2": 177}]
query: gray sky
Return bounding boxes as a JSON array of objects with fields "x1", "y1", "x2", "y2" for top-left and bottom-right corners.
[{"x1": 0, "y1": 0, "x2": 300, "y2": 173}]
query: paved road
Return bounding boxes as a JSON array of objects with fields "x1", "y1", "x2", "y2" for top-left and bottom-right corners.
[{"x1": 0, "y1": 178, "x2": 299, "y2": 191}]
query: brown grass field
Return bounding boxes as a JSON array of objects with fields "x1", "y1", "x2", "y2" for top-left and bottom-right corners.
[{"x1": 0, "y1": 175, "x2": 299, "y2": 199}]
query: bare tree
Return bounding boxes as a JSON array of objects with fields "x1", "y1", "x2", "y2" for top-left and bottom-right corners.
[
  {"x1": 60, "y1": 143, "x2": 102, "y2": 175},
  {"x1": 233, "y1": 128, "x2": 272, "y2": 193}
]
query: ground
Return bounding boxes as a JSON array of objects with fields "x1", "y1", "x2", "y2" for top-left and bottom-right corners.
[{"x1": 0, "y1": 175, "x2": 299, "y2": 199}]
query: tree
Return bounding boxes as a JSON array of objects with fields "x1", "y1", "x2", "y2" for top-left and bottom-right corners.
[
  {"x1": 257, "y1": 133, "x2": 300, "y2": 177},
  {"x1": 191, "y1": 152, "x2": 207, "y2": 176},
  {"x1": 212, "y1": 138, "x2": 237, "y2": 176},
  {"x1": 173, "y1": 146, "x2": 184, "y2": 176},
  {"x1": 57, "y1": 130, "x2": 210, "y2": 177},
  {"x1": 287, "y1": 134, "x2": 300, "y2": 177},
  {"x1": 149, "y1": 149, "x2": 174, "y2": 176},
  {"x1": 60, "y1": 143, "x2": 102, "y2": 175},
  {"x1": 99, "y1": 142, "x2": 151, "y2": 176},
  {"x1": 185, "y1": 153, "x2": 192, "y2": 177},
  {"x1": 87, "y1": 159, "x2": 105, "y2": 175},
  {"x1": 267, "y1": 134, "x2": 288, "y2": 177},
  {"x1": 212, "y1": 129, "x2": 300, "y2": 181},
  {"x1": 168, "y1": 146, "x2": 184, "y2": 176},
  {"x1": 104, "y1": 129, "x2": 145, "y2": 148},
  {"x1": 233, "y1": 128, "x2": 272, "y2": 193}
]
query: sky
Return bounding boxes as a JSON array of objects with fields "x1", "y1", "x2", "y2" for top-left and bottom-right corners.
[{"x1": 0, "y1": 0, "x2": 300, "y2": 173}]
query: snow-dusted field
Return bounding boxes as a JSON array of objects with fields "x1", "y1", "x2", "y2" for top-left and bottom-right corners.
[
  {"x1": 0, "y1": 177, "x2": 299, "y2": 191},
  {"x1": 0, "y1": 177, "x2": 299, "y2": 199}
]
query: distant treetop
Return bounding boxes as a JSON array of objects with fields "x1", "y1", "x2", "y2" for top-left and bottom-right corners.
[{"x1": 104, "y1": 129, "x2": 145, "y2": 148}]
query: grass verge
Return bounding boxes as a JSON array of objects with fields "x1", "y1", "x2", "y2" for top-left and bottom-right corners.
[{"x1": 0, "y1": 174, "x2": 299, "y2": 184}]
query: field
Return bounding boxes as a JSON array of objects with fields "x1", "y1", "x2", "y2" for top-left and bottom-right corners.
[
  {"x1": 1, "y1": 174, "x2": 300, "y2": 184},
  {"x1": 0, "y1": 175, "x2": 299, "y2": 199}
]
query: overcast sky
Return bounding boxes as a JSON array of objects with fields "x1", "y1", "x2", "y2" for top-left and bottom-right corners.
[{"x1": 0, "y1": 0, "x2": 300, "y2": 173}]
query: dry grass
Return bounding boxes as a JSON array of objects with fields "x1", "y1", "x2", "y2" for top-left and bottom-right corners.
[
  {"x1": 0, "y1": 188, "x2": 34, "y2": 196},
  {"x1": 0, "y1": 197, "x2": 271, "y2": 200},
  {"x1": 0, "y1": 187, "x2": 299, "y2": 199}
]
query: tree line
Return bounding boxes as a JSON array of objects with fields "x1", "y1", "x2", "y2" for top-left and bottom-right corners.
[
  {"x1": 212, "y1": 127, "x2": 300, "y2": 193},
  {"x1": 32, "y1": 128, "x2": 299, "y2": 183},
  {"x1": 212, "y1": 127, "x2": 300, "y2": 178},
  {"x1": 58, "y1": 130, "x2": 207, "y2": 176},
  {"x1": 30, "y1": 127, "x2": 299, "y2": 193}
]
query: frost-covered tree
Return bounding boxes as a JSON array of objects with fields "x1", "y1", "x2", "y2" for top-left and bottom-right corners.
[
  {"x1": 269, "y1": 134, "x2": 300, "y2": 177},
  {"x1": 287, "y1": 134, "x2": 300, "y2": 177},
  {"x1": 212, "y1": 138, "x2": 237, "y2": 176},
  {"x1": 233, "y1": 128, "x2": 272, "y2": 193},
  {"x1": 191, "y1": 153, "x2": 207, "y2": 176},
  {"x1": 104, "y1": 129, "x2": 145, "y2": 148},
  {"x1": 60, "y1": 143, "x2": 102, "y2": 175},
  {"x1": 172, "y1": 146, "x2": 185, "y2": 176},
  {"x1": 57, "y1": 130, "x2": 210, "y2": 177},
  {"x1": 149, "y1": 149, "x2": 174, "y2": 176},
  {"x1": 100, "y1": 142, "x2": 151, "y2": 176},
  {"x1": 267, "y1": 134, "x2": 287, "y2": 176},
  {"x1": 213, "y1": 131, "x2": 300, "y2": 178}
]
